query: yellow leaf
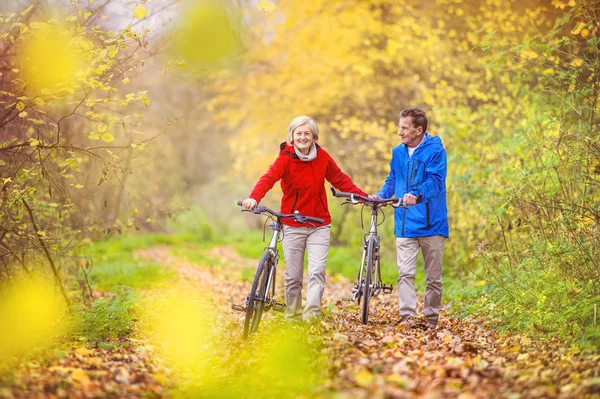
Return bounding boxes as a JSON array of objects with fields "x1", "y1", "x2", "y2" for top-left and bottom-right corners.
[
  {"x1": 87, "y1": 357, "x2": 102, "y2": 366},
  {"x1": 97, "y1": 123, "x2": 108, "y2": 133},
  {"x1": 19, "y1": 111, "x2": 28, "y2": 118},
  {"x1": 76, "y1": 347, "x2": 94, "y2": 356},
  {"x1": 258, "y1": 0, "x2": 276, "y2": 13},
  {"x1": 21, "y1": 5, "x2": 34, "y2": 16},
  {"x1": 71, "y1": 368, "x2": 89, "y2": 382},
  {"x1": 122, "y1": 77, "x2": 130, "y2": 84},
  {"x1": 16, "y1": 102, "x2": 25, "y2": 111},
  {"x1": 101, "y1": 133, "x2": 114, "y2": 142},
  {"x1": 29, "y1": 138, "x2": 39, "y2": 147},
  {"x1": 571, "y1": 21, "x2": 585, "y2": 35},
  {"x1": 73, "y1": 184, "x2": 84, "y2": 189},
  {"x1": 354, "y1": 369, "x2": 373, "y2": 387},
  {"x1": 133, "y1": 5, "x2": 148, "y2": 19},
  {"x1": 571, "y1": 58, "x2": 584, "y2": 67},
  {"x1": 153, "y1": 373, "x2": 167, "y2": 386}
]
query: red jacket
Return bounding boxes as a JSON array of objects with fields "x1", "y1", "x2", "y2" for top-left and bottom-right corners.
[{"x1": 249, "y1": 143, "x2": 367, "y2": 227}]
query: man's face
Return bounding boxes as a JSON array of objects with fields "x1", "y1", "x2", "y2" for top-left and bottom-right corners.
[{"x1": 398, "y1": 117, "x2": 423, "y2": 148}]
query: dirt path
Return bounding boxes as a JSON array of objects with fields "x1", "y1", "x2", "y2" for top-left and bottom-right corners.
[
  {"x1": 144, "y1": 245, "x2": 599, "y2": 399},
  {"x1": 2, "y1": 245, "x2": 598, "y2": 399}
]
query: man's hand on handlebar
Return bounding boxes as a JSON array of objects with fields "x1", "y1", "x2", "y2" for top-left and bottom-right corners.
[
  {"x1": 241, "y1": 198, "x2": 258, "y2": 210},
  {"x1": 403, "y1": 193, "x2": 419, "y2": 206},
  {"x1": 369, "y1": 194, "x2": 382, "y2": 200}
]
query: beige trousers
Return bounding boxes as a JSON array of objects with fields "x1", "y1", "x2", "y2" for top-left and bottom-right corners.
[
  {"x1": 396, "y1": 235, "x2": 446, "y2": 324},
  {"x1": 281, "y1": 224, "x2": 331, "y2": 321}
]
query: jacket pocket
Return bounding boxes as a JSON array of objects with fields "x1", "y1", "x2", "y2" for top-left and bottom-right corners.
[
  {"x1": 410, "y1": 159, "x2": 426, "y2": 186},
  {"x1": 319, "y1": 195, "x2": 328, "y2": 214},
  {"x1": 425, "y1": 202, "x2": 430, "y2": 229}
]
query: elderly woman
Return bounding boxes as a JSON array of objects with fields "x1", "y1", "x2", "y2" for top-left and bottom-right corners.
[{"x1": 242, "y1": 115, "x2": 366, "y2": 321}]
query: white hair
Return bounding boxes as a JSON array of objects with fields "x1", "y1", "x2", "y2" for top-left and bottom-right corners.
[{"x1": 286, "y1": 115, "x2": 319, "y2": 145}]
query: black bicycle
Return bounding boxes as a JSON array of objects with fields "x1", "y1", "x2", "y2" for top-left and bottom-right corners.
[
  {"x1": 232, "y1": 202, "x2": 324, "y2": 338},
  {"x1": 330, "y1": 186, "x2": 420, "y2": 324}
]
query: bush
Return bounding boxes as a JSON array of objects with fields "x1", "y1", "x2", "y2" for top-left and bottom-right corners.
[{"x1": 79, "y1": 289, "x2": 140, "y2": 342}]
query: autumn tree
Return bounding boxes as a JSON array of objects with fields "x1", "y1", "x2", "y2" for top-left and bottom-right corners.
[{"x1": 0, "y1": 1, "x2": 155, "y2": 291}]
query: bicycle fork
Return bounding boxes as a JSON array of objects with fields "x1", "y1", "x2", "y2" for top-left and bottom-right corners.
[
  {"x1": 342, "y1": 235, "x2": 392, "y2": 302},
  {"x1": 232, "y1": 260, "x2": 286, "y2": 313}
]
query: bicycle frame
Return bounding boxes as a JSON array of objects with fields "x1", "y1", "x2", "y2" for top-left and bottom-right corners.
[
  {"x1": 262, "y1": 220, "x2": 283, "y2": 304},
  {"x1": 233, "y1": 202, "x2": 324, "y2": 338},
  {"x1": 355, "y1": 206, "x2": 385, "y2": 300},
  {"x1": 330, "y1": 186, "x2": 419, "y2": 324}
]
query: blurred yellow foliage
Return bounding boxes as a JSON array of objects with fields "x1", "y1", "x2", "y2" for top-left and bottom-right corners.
[
  {"x1": 170, "y1": 2, "x2": 242, "y2": 68},
  {"x1": 0, "y1": 276, "x2": 66, "y2": 359},
  {"x1": 142, "y1": 290, "x2": 216, "y2": 373},
  {"x1": 20, "y1": 24, "x2": 85, "y2": 92}
]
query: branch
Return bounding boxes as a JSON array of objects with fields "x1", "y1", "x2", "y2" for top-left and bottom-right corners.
[{"x1": 21, "y1": 198, "x2": 71, "y2": 310}]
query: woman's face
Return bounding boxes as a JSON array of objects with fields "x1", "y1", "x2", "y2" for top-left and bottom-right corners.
[{"x1": 292, "y1": 124, "x2": 314, "y2": 155}]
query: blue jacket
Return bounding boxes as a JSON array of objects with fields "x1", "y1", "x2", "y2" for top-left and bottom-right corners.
[{"x1": 376, "y1": 133, "x2": 449, "y2": 238}]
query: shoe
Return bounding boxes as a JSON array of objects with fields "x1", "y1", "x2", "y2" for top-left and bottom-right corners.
[
  {"x1": 425, "y1": 319, "x2": 438, "y2": 330},
  {"x1": 398, "y1": 315, "x2": 416, "y2": 328}
]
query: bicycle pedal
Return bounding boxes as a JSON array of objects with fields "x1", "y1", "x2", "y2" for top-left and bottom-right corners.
[
  {"x1": 340, "y1": 296, "x2": 353, "y2": 302},
  {"x1": 272, "y1": 302, "x2": 286, "y2": 312},
  {"x1": 372, "y1": 288, "x2": 381, "y2": 297},
  {"x1": 382, "y1": 284, "x2": 394, "y2": 294},
  {"x1": 231, "y1": 304, "x2": 246, "y2": 312}
]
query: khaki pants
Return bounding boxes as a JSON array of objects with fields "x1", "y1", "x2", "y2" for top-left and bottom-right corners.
[
  {"x1": 282, "y1": 224, "x2": 331, "y2": 321},
  {"x1": 396, "y1": 235, "x2": 446, "y2": 324}
]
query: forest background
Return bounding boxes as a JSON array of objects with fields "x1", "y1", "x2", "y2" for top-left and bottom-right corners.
[{"x1": 0, "y1": 0, "x2": 598, "y2": 391}]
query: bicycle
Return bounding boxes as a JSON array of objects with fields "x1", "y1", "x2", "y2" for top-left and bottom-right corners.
[
  {"x1": 231, "y1": 202, "x2": 324, "y2": 339},
  {"x1": 330, "y1": 186, "x2": 420, "y2": 324}
]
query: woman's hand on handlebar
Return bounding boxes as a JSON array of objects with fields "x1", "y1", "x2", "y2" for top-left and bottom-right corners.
[{"x1": 242, "y1": 198, "x2": 258, "y2": 210}]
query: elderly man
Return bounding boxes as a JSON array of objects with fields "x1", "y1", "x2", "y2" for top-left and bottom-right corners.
[{"x1": 373, "y1": 107, "x2": 448, "y2": 329}]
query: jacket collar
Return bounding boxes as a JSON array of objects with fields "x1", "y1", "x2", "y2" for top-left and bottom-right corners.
[{"x1": 280, "y1": 142, "x2": 321, "y2": 159}]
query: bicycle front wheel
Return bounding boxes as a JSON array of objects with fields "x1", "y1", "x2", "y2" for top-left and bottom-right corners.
[
  {"x1": 361, "y1": 238, "x2": 375, "y2": 324},
  {"x1": 243, "y1": 252, "x2": 270, "y2": 339}
]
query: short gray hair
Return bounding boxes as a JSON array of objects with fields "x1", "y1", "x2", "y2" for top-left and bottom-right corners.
[{"x1": 286, "y1": 115, "x2": 319, "y2": 145}]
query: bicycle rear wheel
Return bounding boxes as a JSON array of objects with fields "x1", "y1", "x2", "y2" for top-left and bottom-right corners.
[
  {"x1": 243, "y1": 252, "x2": 270, "y2": 339},
  {"x1": 361, "y1": 238, "x2": 375, "y2": 324}
]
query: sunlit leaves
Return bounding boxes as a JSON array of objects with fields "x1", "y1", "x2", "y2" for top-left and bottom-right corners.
[
  {"x1": 0, "y1": 277, "x2": 66, "y2": 359},
  {"x1": 258, "y1": 0, "x2": 276, "y2": 14},
  {"x1": 19, "y1": 23, "x2": 85, "y2": 93},
  {"x1": 133, "y1": 5, "x2": 149, "y2": 20},
  {"x1": 169, "y1": 2, "x2": 243, "y2": 68}
]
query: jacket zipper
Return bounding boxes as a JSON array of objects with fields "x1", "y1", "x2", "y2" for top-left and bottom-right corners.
[
  {"x1": 426, "y1": 203, "x2": 430, "y2": 229},
  {"x1": 402, "y1": 155, "x2": 410, "y2": 237},
  {"x1": 291, "y1": 192, "x2": 298, "y2": 212}
]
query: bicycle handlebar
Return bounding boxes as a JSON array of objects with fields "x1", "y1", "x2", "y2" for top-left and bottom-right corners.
[
  {"x1": 237, "y1": 201, "x2": 325, "y2": 224},
  {"x1": 329, "y1": 186, "x2": 422, "y2": 207}
]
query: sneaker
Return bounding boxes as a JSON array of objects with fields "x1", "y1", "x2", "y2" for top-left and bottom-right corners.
[
  {"x1": 398, "y1": 315, "x2": 416, "y2": 328},
  {"x1": 425, "y1": 319, "x2": 438, "y2": 330}
]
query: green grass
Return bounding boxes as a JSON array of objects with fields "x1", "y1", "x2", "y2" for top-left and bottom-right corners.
[{"x1": 77, "y1": 288, "x2": 141, "y2": 342}]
